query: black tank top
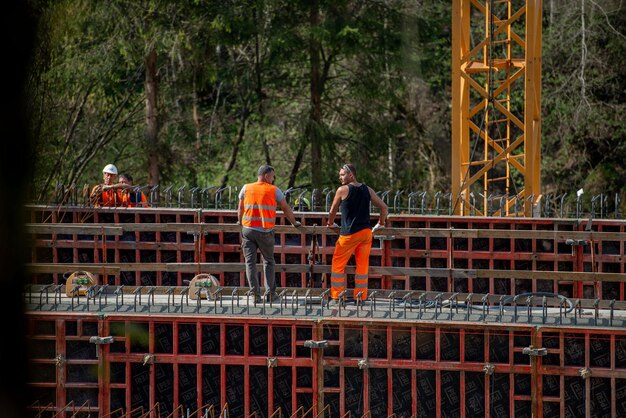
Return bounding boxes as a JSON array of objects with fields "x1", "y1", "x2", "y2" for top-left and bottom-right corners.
[{"x1": 340, "y1": 184, "x2": 371, "y2": 235}]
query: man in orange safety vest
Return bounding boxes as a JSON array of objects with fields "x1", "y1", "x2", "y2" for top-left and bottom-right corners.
[{"x1": 238, "y1": 165, "x2": 301, "y2": 303}]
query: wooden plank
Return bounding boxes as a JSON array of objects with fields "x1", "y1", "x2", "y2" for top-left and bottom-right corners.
[
  {"x1": 24, "y1": 223, "x2": 626, "y2": 240},
  {"x1": 24, "y1": 262, "x2": 625, "y2": 283},
  {"x1": 475, "y1": 270, "x2": 626, "y2": 282},
  {"x1": 26, "y1": 263, "x2": 121, "y2": 275},
  {"x1": 24, "y1": 224, "x2": 124, "y2": 236}
]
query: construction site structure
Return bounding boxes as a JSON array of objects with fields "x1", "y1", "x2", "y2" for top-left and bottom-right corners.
[
  {"x1": 24, "y1": 204, "x2": 626, "y2": 418},
  {"x1": 23, "y1": 1, "x2": 626, "y2": 416}
]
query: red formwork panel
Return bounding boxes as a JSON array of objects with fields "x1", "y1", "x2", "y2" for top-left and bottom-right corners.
[
  {"x1": 24, "y1": 311, "x2": 626, "y2": 418},
  {"x1": 26, "y1": 206, "x2": 626, "y2": 301}
]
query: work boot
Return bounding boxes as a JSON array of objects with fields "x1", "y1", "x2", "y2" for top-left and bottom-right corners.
[{"x1": 252, "y1": 293, "x2": 262, "y2": 304}]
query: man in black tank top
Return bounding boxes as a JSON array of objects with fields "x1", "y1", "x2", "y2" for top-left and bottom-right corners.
[{"x1": 326, "y1": 163, "x2": 388, "y2": 304}]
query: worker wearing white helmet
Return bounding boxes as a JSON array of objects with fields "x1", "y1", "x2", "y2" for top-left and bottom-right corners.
[
  {"x1": 103, "y1": 164, "x2": 118, "y2": 175},
  {"x1": 90, "y1": 163, "x2": 131, "y2": 207}
]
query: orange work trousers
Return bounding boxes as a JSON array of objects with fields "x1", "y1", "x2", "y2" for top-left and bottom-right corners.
[{"x1": 330, "y1": 228, "x2": 373, "y2": 300}]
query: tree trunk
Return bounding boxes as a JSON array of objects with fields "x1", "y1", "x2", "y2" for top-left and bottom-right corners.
[
  {"x1": 309, "y1": 0, "x2": 322, "y2": 190},
  {"x1": 145, "y1": 45, "x2": 159, "y2": 186},
  {"x1": 254, "y1": 3, "x2": 272, "y2": 166},
  {"x1": 288, "y1": 140, "x2": 307, "y2": 190},
  {"x1": 219, "y1": 111, "x2": 248, "y2": 188}
]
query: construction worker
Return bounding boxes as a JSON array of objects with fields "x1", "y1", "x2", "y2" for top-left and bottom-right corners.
[
  {"x1": 90, "y1": 164, "x2": 127, "y2": 207},
  {"x1": 119, "y1": 173, "x2": 148, "y2": 207},
  {"x1": 238, "y1": 164, "x2": 302, "y2": 303},
  {"x1": 326, "y1": 163, "x2": 388, "y2": 304}
]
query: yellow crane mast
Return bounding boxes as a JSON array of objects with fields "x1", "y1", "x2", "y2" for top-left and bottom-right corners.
[{"x1": 452, "y1": 0, "x2": 542, "y2": 216}]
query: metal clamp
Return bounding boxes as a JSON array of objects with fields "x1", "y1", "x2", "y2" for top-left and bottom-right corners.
[
  {"x1": 304, "y1": 340, "x2": 328, "y2": 349},
  {"x1": 579, "y1": 367, "x2": 592, "y2": 379},
  {"x1": 565, "y1": 239, "x2": 589, "y2": 246},
  {"x1": 522, "y1": 346, "x2": 547, "y2": 357},
  {"x1": 483, "y1": 363, "x2": 495, "y2": 376},
  {"x1": 89, "y1": 336, "x2": 114, "y2": 345}
]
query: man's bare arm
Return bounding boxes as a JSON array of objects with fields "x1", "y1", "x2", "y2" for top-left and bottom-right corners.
[
  {"x1": 327, "y1": 186, "x2": 347, "y2": 226},
  {"x1": 278, "y1": 199, "x2": 301, "y2": 227}
]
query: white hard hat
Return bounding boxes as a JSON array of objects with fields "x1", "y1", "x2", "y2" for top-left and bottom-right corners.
[{"x1": 103, "y1": 164, "x2": 118, "y2": 175}]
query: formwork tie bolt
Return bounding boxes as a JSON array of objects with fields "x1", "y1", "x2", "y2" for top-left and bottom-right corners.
[
  {"x1": 320, "y1": 289, "x2": 330, "y2": 315},
  {"x1": 291, "y1": 289, "x2": 298, "y2": 313},
  {"x1": 369, "y1": 290, "x2": 378, "y2": 315},
  {"x1": 70, "y1": 285, "x2": 81, "y2": 311},
  {"x1": 402, "y1": 291, "x2": 414, "y2": 318},
  {"x1": 481, "y1": 294, "x2": 490, "y2": 318},
  {"x1": 450, "y1": 292, "x2": 459, "y2": 318},
  {"x1": 388, "y1": 291, "x2": 397, "y2": 313},
  {"x1": 579, "y1": 367, "x2": 591, "y2": 380},
  {"x1": 513, "y1": 294, "x2": 521, "y2": 322},
  {"x1": 147, "y1": 286, "x2": 156, "y2": 308},
  {"x1": 214, "y1": 287, "x2": 223, "y2": 310},
  {"x1": 39, "y1": 283, "x2": 54, "y2": 306},
  {"x1": 434, "y1": 293, "x2": 443, "y2": 316},
  {"x1": 498, "y1": 295, "x2": 505, "y2": 321},
  {"x1": 180, "y1": 287, "x2": 189, "y2": 313},
  {"x1": 133, "y1": 286, "x2": 144, "y2": 312},
  {"x1": 305, "y1": 288, "x2": 312, "y2": 312},
  {"x1": 332, "y1": 290, "x2": 347, "y2": 316},
  {"x1": 279, "y1": 289, "x2": 287, "y2": 314},
  {"x1": 53, "y1": 285, "x2": 63, "y2": 310},
  {"x1": 355, "y1": 291, "x2": 363, "y2": 317},
  {"x1": 114, "y1": 285, "x2": 125, "y2": 310},
  {"x1": 166, "y1": 287, "x2": 175, "y2": 312},
  {"x1": 96, "y1": 286, "x2": 105, "y2": 311},
  {"x1": 594, "y1": 298, "x2": 600, "y2": 325},
  {"x1": 195, "y1": 288, "x2": 202, "y2": 311},
  {"x1": 526, "y1": 295, "x2": 533, "y2": 319},
  {"x1": 244, "y1": 289, "x2": 255, "y2": 314},
  {"x1": 86, "y1": 286, "x2": 96, "y2": 311},
  {"x1": 466, "y1": 293, "x2": 474, "y2": 319},
  {"x1": 418, "y1": 293, "x2": 427, "y2": 319},
  {"x1": 231, "y1": 287, "x2": 239, "y2": 311},
  {"x1": 483, "y1": 363, "x2": 495, "y2": 376}
]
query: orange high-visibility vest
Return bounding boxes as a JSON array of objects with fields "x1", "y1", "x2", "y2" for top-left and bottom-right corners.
[
  {"x1": 92, "y1": 186, "x2": 122, "y2": 207},
  {"x1": 122, "y1": 191, "x2": 148, "y2": 207},
  {"x1": 241, "y1": 182, "x2": 277, "y2": 229}
]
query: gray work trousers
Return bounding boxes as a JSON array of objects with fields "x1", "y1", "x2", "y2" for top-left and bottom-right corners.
[{"x1": 241, "y1": 227, "x2": 276, "y2": 296}]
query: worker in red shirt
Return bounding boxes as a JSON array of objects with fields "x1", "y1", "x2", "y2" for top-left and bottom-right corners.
[
  {"x1": 119, "y1": 173, "x2": 148, "y2": 207},
  {"x1": 90, "y1": 164, "x2": 127, "y2": 207}
]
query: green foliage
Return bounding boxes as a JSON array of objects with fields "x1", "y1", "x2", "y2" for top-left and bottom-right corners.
[{"x1": 26, "y1": 0, "x2": 626, "y2": 202}]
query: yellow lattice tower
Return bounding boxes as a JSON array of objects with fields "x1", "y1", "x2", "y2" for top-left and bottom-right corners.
[{"x1": 452, "y1": 0, "x2": 542, "y2": 216}]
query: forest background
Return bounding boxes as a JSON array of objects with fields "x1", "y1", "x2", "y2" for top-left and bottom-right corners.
[{"x1": 26, "y1": 0, "x2": 625, "y2": 208}]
